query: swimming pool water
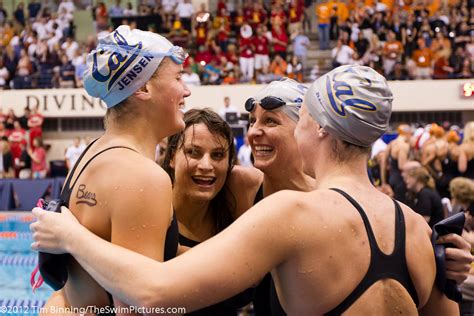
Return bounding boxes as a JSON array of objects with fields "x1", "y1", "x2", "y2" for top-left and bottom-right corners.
[{"x1": 0, "y1": 214, "x2": 53, "y2": 315}]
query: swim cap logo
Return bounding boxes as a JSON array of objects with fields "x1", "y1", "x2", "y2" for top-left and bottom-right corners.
[
  {"x1": 325, "y1": 70, "x2": 377, "y2": 117},
  {"x1": 92, "y1": 30, "x2": 143, "y2": 90}
]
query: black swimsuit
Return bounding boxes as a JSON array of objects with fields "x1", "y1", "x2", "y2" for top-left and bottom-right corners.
[
  {"x1": 463, "y1": 159, "x2": 474, "y2": 179},
  {"x1": 252, "y1": 185, "x2": 286, "y2": 316},
  {"x1": 437, "y1": 152, "x2": 460, "y2": 199},
  {"x1": 57, "y1": 139, "x2": 179, "y2": 311},
  {"x1": 388, "y1": 155, "x2": 406, "y2": 203},
  {"x1": 265, "y1": 188, "x2": 418, "y2": 315},
  {"x1": 324, "y1": 188, "x2": 419, "y2": 315}
]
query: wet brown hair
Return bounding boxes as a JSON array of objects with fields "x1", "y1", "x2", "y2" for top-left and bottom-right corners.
[{"x1": 163, "y1": 108, "x2": 237, "y2": 234}]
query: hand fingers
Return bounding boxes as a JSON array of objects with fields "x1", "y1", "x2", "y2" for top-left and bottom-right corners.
[
  {"x1": 31, "y1": 207, "x2": 43, "y2": 218},
  {"x1": 60, "y1": 206, "x2": 73, "y2": 217},
  {"x1": 31, "y1": 241, "x2": 39, "y2": 252},
  {"x1": 445, "y1": 256, "x2": 471, "y2": 271},
  {"x1": 29, "y1": 221, "x2": 37, "y2": 233},
  {"x1": 437, "y1": 233, "x2": 471, "y2": 251},
  {"x1": 445, "y1": 270, "x2": 469, "y2": 284},
  {"x1": 445, "y1": 247, "x2": 473, "y2": 262}
]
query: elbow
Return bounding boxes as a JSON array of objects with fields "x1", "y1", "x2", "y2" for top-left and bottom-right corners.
[{"x1": 138, "y1": 281, "x2": 168, "y2": 310}]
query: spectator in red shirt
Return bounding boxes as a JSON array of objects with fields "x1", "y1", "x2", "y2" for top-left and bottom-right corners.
[
  {"x1": 217, "y1": 0, "x2": 227, "y2": 12},
  {"x1": 28, "y1": 104, "x2": 44, "y2": 149},
  {"x1": 248, "y1": 3, "x2": 267, "y2": 30},
  {"x1": 226, "y1": 43, "x2": 239, "y2": 65},
  {"x1": 213, "y1": 46, "x2": 228, "y2": 66},
  {"x1": 215, "y1": 9, "x2": 231, "y2": 52},
  {"x1": 433, "y1": 55, "x2": 454, "y2": 79},
  {"x1": 195, "y1": 22, "x2": 209, "y2": 48},
  {"x1": 213, "y1": 7, "x2": 231, "y2": 29},
  {"x1": 239, "y1": 24, "x2": 255, "y2": 81},
  {"x1": 28, "y1": 137, "x2": 48, "y2": 179},
  {"x1": 253, "y1": 24, "x2": 271, "y2": 76},
  {"x1": 195, "y1": 45, "x2": 214, "y2": 67},
  {"x1": 242, "y1": 0, "x2": 253, "y2": 22},
  {"x1": 270, "y1": 3, "x2": 287, "y2": 29},
  {"x1": 95, "y1": 2, "x2": 109, "y2": 32},
  {"x1": 288, "y1": 0, "x2": 304, "y2": 36},
  {"x1": 272, "y1": 17, "x2": 289, "y2": 60},
  {"x1": 8, "y1": 120, "x2": 26, "y2": 167}
]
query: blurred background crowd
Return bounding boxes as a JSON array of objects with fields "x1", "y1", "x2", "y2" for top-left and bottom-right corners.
[{"x1": 0, "y1": 0, "x2": 471, "y2": 90}]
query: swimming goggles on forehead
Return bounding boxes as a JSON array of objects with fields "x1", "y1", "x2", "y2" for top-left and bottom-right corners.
[
  {"x1": 166, "y1": 45, "x2": 188, "y2": 65},
  {"x1": 245, "y1": 96, "x2": 302, "y2": 112},
  {"x1": 96, "y1": 44, "x2": 188, "y2": 65}
]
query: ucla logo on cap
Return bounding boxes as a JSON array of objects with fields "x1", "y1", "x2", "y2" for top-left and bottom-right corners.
[
  {"x1": 91, "y1": 30, "x2": 144, "y2": 90},
  {"x1": 325, "y1": 69, "x2": 377, "y2": 117}
]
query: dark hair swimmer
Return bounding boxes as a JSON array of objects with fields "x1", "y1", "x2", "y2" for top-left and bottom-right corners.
[
  {"x1": 33, "y1": 25, "x2": 190, "y2": 312},
  {"x1": 31, "y1": 66, "x2": 471, "y2": 314},
  {"x1": 162, "y1": 108, "x2": 256, "y2": 315}
]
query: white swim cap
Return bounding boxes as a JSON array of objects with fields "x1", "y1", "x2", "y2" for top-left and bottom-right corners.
[
  {"x1": 306, "y1": 65, "x2": 393, "y2": 147},
  {"x1": 246, "y1": 78, "x2": 308, "y2": 122},
  {"x1": 83, "y1": 25, "x2": 187, "y2": 108}
]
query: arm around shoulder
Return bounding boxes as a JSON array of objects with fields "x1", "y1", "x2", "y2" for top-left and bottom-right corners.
[{"x1": 140, "y1": 189, "x2": 302, "y2": 311}]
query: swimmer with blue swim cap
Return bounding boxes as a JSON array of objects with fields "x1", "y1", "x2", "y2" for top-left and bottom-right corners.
[
  {"x1": 34, "y1": 25, "x2": 190, "y2": 313},
  {"x1": 32, "y1": 66, "x2": 471, "y2": 315},
  {"x1": 84, "y1": 25, "x2": 188, "y2": 108}
]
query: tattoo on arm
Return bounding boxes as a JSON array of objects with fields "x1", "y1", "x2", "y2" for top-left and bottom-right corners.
[{"x1": 76, "y1": 184, "x2": 97, "y2": 207}]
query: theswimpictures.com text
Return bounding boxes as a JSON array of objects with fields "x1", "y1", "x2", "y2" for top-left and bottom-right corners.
[{"x1": 0, "y1": 305, "x2": 187, "y2": 314}]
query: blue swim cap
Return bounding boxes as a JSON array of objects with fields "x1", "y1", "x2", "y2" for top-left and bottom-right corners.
[{"x1": 83, "y1": 25, "x2": 186, "y2": 108}]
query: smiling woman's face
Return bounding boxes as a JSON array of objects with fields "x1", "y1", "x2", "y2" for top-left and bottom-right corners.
[
  {"x1": 247, "y1": 105, "x2": 299, "y2": 174},
  {"x1": 171, "y1": 123, "x2": 230, "y2": 202}
]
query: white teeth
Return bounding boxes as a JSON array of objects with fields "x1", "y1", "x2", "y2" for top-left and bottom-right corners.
[
  {"x1": 179, "y1": 108, "x2": 186, "y2": 114},
  {"x1": 193, "y1": 176, "x2": 214, "y2": 181},
  {"x1": 254, "y1": 146, "x2": 273, "y2": 151}
]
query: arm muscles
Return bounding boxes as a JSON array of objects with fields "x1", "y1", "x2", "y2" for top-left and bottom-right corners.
[
  {"x1": 67, "y1": 192, "x2": 296, "y2": 310},
  {"x1": 109, "y1": 167, "x2": 173, "y2": 309}
]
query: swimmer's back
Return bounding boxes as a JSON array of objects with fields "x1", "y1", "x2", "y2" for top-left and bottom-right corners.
[
  {"x1": 61, "y1": 137, "x2": 176, "y2": 312},
  {"x1": 264, "y1": 187, "x2": 457, "y2": 315}
]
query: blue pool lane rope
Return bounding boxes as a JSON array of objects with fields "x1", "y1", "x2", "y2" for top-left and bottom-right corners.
[{"x1": 0, "y1": 255, "x2": 37, "y2": 266}]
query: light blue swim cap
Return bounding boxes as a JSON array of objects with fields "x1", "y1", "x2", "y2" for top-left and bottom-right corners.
[{"x1": 83, "y1": 25, "x2": 186, "y2": 108}]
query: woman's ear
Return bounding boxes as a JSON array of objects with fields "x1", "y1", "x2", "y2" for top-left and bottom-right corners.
[
  {"x1": 133, "y1": 84, "x2": 151, "y2": 101},
  {"x1": 318, "y1": 126, "x2": 328, "y2": 138}
]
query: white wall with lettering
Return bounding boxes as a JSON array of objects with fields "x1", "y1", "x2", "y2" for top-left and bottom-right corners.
[{"x1": 1, "y1": 79, "x2": 473, "y2": 117}]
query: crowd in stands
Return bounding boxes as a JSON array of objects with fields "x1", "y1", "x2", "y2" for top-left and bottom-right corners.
[
  {"x1": 318, "y1": 0, "x2": 474, "y2": 79},
  {"x1": 0, "y1": 104, "x2": 47, "y2": 179},
  {"x1": 0, "y1": 0, "x2": 313, "y2": 88},
  {"x1": 0, "y1": 0, "x2": 87, "y2": 89},
  {"x1": 0, "y1": 0, "x2": 471, "y2": 88}
]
